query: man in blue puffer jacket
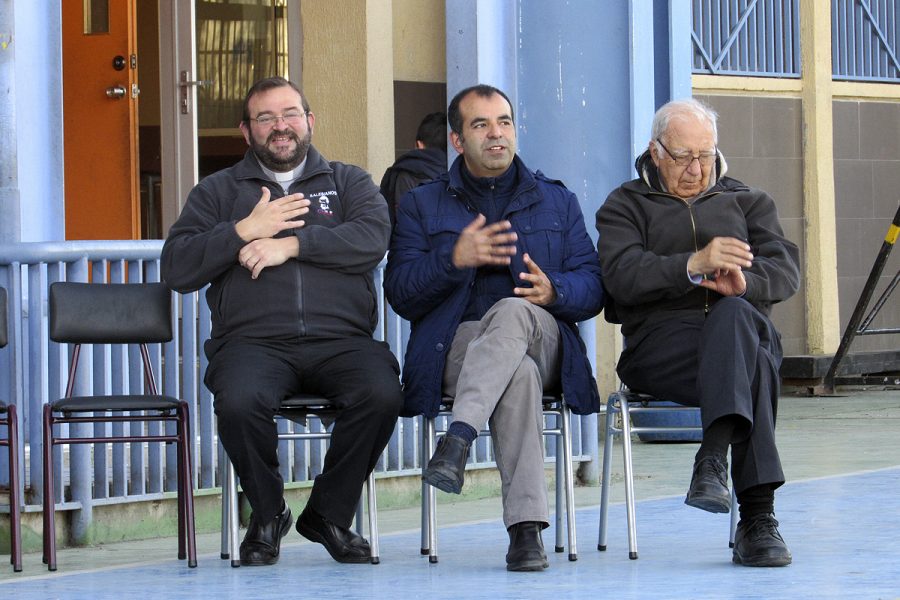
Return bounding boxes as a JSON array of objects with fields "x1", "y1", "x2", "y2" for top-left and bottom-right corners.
[{"x1": 385, "y1": 84, "x2": 604, "y2": 571}]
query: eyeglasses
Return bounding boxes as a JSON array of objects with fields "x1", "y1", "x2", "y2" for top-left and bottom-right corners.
[
  {"x1": 250, "y1": 111, "x2": 307, "y2": 128},
  {"x1": 656, "y1": 139, "x2": 717, "y2": 167}
]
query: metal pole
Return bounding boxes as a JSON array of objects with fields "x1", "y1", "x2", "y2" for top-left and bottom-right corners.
[{"x1": 823, "y1": 203, "x2": 900, "y2": 392}]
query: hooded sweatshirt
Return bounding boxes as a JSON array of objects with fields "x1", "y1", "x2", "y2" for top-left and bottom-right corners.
[{"x1": 595, "y1": 150, "x2": 800, "y2": 337}]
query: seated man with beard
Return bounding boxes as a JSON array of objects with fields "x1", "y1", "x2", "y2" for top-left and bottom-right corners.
[{"x1": 161, "y1": 77, "x2": 402, "y2": 567}]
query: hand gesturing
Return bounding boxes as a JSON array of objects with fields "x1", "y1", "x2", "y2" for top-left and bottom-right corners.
[
  {"x1": 451, "y1": 214, "x2": 518, "y2": 269},
  {"x1": 514, "y1": 253, "x2": 557, "y2": 306}
]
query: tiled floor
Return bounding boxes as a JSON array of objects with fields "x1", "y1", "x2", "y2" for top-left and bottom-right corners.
[{"x1": 2, "y1": 390, "x2": 899, "y2": 599}]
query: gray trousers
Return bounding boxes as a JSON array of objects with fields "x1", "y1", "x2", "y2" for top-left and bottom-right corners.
[{"x1": 442, "y1": 297, "x2": 560, "y2": 529}]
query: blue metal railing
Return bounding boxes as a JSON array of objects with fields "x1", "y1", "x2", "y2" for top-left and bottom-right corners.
[
  {"x1": 0, "y1": 241, "x2": 594, "y2": 532},
  {"x1": 833, "y1": 0, "x2": 900, "y2": 82},
  {"x1": 692, "y1": 0, "x2": 801, "y2": 78}
]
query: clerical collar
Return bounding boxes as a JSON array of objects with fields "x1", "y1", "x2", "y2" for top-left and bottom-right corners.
[{"x1": 256, "y1": 156, "x2": 308, "y2": 193}]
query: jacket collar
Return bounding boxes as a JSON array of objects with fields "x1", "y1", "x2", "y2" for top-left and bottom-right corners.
[{"x1": 445, "y1": 154, "x2": 540, "y2": 211}]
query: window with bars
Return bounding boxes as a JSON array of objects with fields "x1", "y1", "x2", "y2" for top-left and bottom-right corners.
[{"x1": 692, "y1": 0, "x2": 900, "y2": 82}]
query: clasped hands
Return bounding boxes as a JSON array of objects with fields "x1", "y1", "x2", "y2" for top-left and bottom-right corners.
[
  {"x1": 452, "y1": 214, "x2": 556, "y2": 305},
  {"x1": 687, "y1": 236, "x2": 753, "y2": 296},
  {"x1": 235, "y1": 187, "x2": 309, "y2": 279}
]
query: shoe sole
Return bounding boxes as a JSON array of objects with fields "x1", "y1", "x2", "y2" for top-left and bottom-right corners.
[
  {"x1": 296, "y1": 517, "x2": 372, "y2": 564},
  {"x1": 684, "y1": 493, "x2": 731, "y2": 514},
  {"x1": 732, "y1": 553, "x2": 792, "y2": 567},
  {"x1": 506, "y1": 559, "x2": 550, "y2": 572},
  {"x1": 422, "y1": 466, "x2": 463, "y2": 494},
  {"x1": 240, "y1": 512, "x2": 294, "y2": 566}
]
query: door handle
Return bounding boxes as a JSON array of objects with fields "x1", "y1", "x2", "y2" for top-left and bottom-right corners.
[
  {"x1": 179, "y1": 70, "x2": 213, "y2": 115},
  {"x1": 106, "y1": 85, "x2": 127, "y2": 99}
]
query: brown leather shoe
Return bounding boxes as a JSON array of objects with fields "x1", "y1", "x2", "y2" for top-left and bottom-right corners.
[
  {"x1": 296, "y1": 506, "x2": 371, "y2": 564},
  {"x1": 239, "y1": 501, "x2": 293, "y2": 566}
]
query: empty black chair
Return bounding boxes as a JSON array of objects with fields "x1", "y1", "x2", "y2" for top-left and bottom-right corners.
[
  {"x1": 0, "y1": 288, "x2": 23, "y2": 571},
  {"x1": 43, "y1": 282, "x2": 196, "y2": 570}
]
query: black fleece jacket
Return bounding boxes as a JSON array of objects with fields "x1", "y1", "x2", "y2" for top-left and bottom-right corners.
[
  {"x1": 161, "y1": 146, "x2": 390, "y2": 353},
  {"x1": 595, "y1": 150, "x2": 800, "y2": 337}
]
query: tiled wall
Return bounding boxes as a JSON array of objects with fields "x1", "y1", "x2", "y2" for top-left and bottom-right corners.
[
  {"x1": 696, "y1": 94, "x2": 900, "y2": 355},
  {"x1": 832, "y1": 100, "x2": 900, "y2": 353},
  {"x1": 696, "y1": 94, "x2": 807, "y2": 355}
]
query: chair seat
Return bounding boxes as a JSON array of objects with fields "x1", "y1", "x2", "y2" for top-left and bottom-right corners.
[
  {"x1": 440, "y1": 394, "x2": 563, "y2": 409},
  {"x1": 278, "y1": 394, "x2": 336, "y2": 425},
  {"x1": 52, "y1": 394, "x2": 182, "y2": 413}
]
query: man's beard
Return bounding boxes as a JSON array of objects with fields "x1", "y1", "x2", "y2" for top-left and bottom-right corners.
[{"x1": 251, "y1": 127, "x2": 311, "y2": 172}]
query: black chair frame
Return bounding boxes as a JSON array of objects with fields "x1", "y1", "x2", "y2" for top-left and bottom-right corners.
[
  {"x1": 42, "y1": 282, "x2": 196, "y2": 571},
  {"x1": 0, "y1": 287, "x2": 23, "y2": 571}
]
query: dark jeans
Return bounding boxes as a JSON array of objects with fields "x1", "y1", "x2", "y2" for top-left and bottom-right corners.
[
  {"x1": 205, "y1": 336, "x2": 402, "y2": 527},
  {"x1": 617, "y1": 297, "x2": 785, "y2": 494}
]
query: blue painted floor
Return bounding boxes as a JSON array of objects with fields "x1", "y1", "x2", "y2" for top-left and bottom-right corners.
[{"x1": 4, "y1": 466, "x2": 899, "y2": 599}]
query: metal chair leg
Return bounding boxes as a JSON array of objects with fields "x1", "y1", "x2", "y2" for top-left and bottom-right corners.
[
  {"x1": 42, "y1": 404, "x2": 57, "y2": 571},
  {"x1": 619, "y1": 397, "x2": 638, "y2": 560},
  {"x1": 422, "y1": 417, "x2": 438, "y2": 563},
  {"x1": 6, "y1": 404, "x2": 22, "y2": 572},
  {"x1": 226, "y1": 460, "x2": 240, "y2": 568},
  {"x1": 177, "y1": 402, "x2": 197, "y2": 567},
  {"x1": 598, "y1": 397, "x2": 616, "y2": 551},
  {"x1": 561, "y1": 403, "x2": 577, "y2": 561},
  {"x1": 366, "y1": 471, "x2": 380, "y2": 564},
  {"x1": 554, "y1": 421, "x2": 564, "y2": 553},
  {"x1": 220, "y1": 451, "x2": 230, "y2": 560}
]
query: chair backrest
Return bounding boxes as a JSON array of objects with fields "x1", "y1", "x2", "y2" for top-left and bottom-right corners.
[
  {"x1": 0, "y1": 287, "x2": 7, "y2": 348},
  {"x1": 49, "y1": 282, "x2": 172, "y2": 344}
]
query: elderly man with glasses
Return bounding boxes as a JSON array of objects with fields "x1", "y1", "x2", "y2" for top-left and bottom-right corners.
[
  {"x1": 595, "y1": 98, "x2": 800, "y2": 567},
  {"x1": 162, "y1": 77, "x2": 402, "y2": 567}
]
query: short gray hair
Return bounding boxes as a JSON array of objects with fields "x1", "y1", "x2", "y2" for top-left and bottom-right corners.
[{"x1": 651, "y1": 98, "x2": 719, "y2": 152}]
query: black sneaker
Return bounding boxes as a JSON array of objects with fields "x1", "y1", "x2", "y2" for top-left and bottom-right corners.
[
  {"x1": 732, "y1": 513, "x2": 792, "y2": 567},
  {"x1": 685, "y1": 455, "x2": 731, "y2": 513}
]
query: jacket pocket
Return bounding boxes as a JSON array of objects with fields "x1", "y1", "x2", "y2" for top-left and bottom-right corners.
[
  {"x1": 426, "y1": 215, "x2": 470, "y2": 248},
  {"x1": 511, "y1": 212, "x2": 565, "y2": 270}
]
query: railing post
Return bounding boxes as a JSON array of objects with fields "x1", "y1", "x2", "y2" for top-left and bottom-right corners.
[{"x1": 67, "y1": 258, "x2": 94, "y2": 544}]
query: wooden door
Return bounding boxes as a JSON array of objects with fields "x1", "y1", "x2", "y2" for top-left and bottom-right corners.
[{"x1": 62, "y1": 0, "x2": 140, "y2": 240}]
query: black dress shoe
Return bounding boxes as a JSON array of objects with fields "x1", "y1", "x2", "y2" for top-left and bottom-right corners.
[
  {"x1": 684, "y1": 455, "x2": 731, "y2": 513},
  {"x1": 240, "y1": 501, "x2": 293, "y2": 566},
  {"x1": 733, "y1": 513, "x2": 792, "y2": 567},
  {"x1": 423, "y1": 433, "x2": 470, "y2": 494},
  {"x1": 506, "y1": 522, "x2": 549, "y2": 572},
  {"x1": 296, "y1": 506, "x2": 371, "y2": 564}
]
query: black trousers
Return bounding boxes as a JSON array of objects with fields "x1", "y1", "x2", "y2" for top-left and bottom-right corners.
[
  {"x1": 617, "y1": 297, "x2": 784, "y2": 494},
  {"x1": 205, "y1": 336, "x2": 402, "y2": 527}
]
